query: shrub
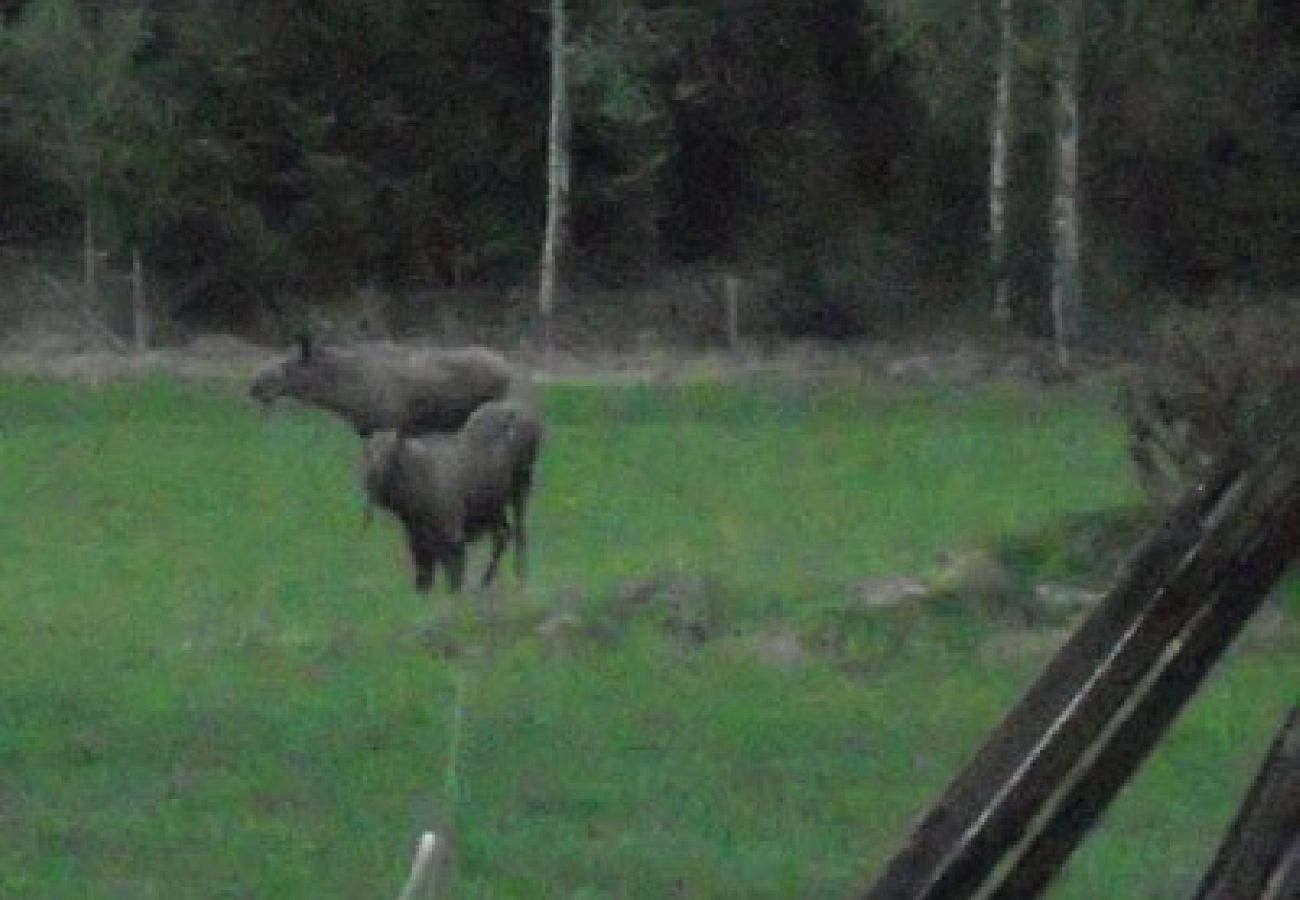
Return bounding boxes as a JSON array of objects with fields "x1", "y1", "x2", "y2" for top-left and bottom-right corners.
[{"x1": 1119, "y1": 300, "x2": 1300, "y2": 503}]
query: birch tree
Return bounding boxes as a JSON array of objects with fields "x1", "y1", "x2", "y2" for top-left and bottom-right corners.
[
  {"x1": 1, "y1": 0, "x2": 147, "y2": 312},
  {"x1": 876, "y1": 0, "x2": 1016, "y2": 323},
  {"x1": 538, "y1": 0, "x2": 570, "y2": 352},
  {"x1": 1049, "y1": 0, "x2": 1083, "y2": 370},
  {"x1": 989, "y1": 0, "x2": 1015, "y2": 324}
]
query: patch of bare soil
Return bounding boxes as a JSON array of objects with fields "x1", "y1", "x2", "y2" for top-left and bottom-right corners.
[
  {"x1": 979, "y1": 628, "x2": 1074, "y2": 666},
  {"x1": 0, "y1": 330, "x2": 1090, "y2": 387},
  {"x1": 0, "y1": 334, "x2": 277, "y2": 382}
]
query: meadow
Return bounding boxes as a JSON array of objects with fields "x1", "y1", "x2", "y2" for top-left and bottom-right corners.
[{"x1": 0, "y1": 371, "x2": 1295, "y2": 898}]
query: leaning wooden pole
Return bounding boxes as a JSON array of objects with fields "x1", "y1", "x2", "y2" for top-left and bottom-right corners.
[
  {"x1": 857, "y1": 385, "x2": 1300, "y2": 900},
  {"x1": 1193, "y1": 707, "x2": 1300, "y2": 900},
  {"x1": 990, "y1": 506, "x2": 1300, "y2": 897},
  {"x1": 857, "y1": 454, "x2": 1245, "y2": 898}
]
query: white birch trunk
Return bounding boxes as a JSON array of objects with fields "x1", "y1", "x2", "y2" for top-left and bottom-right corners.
[
  {"x1": 1050, "y1": 0, "x2": 1083, "y2": 371},
  {"x1": 989, "y1": 0, "x2": 1015, "y2": 324},
  {"x1": 537, "y1": 0, "x2": 569, "y2": 353}
]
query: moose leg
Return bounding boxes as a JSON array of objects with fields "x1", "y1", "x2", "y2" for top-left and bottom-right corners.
[
  {"x1": 443, "y1": 544, "x2": 467, "y2": 593},
  {"x1": 481, "y1": 522, "x2": 511, "y2": 588},
  {"x1": 413, "y1": 548, "x2": 435, "y2": 593},
  {"x1": 510, "y1": 474, "x2": 532, "y2": 581},
  {"x1": 406, "y1": 527, "x2": 435, "y2": 593}
]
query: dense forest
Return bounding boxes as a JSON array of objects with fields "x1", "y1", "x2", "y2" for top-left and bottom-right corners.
[{"x1": 0, "y1": 0, "x2": 1296, "y2": 343}]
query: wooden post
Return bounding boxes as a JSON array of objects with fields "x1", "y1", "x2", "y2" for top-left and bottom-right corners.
[
  {"x1": 859, "y1": 454, "x2": 1248, "y2": 898},
  {"x1": 1268, "y1": 837, "x2": 1300, "y2": 899},
  {"x1": 83, "y1": 201, "x2": 98, "y2": 310},
  {"x1": 723, "y1": 274, "x2": 741, "y2": 352},
  {"x1": 131, "y1": 247, "x2": 149, "y2": 353},
  {"x1": 1194, "y1": 707, "x2": 1300, "y2": 900}
]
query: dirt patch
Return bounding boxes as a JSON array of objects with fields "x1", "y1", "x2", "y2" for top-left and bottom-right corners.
[
  {"x1": 979, "y1": 628, "x2": 1073, "y2": 666},
  {"x1": 0, "y1": 331, "x2": 1097, "y2": 388},
  {"x1": 0, "y1": 344, "x2": 271, "y2": 383},
  {"x1": 717, "y1": 629, "x2": 809, "y2": 671}
]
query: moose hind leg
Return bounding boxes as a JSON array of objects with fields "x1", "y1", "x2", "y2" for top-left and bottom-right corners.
[
  {"x1": 406, "y1": 527, "x2": 436, "y2": 593},
  {"x1": 481, "y1": 522, "x2": 511, "y2": 588},
  {"x1": 510, "y1": 478, "x2": 531, "y2": 581},
  {"x1": 442, "y1": 544, "x2": 467, "y2": 593}
]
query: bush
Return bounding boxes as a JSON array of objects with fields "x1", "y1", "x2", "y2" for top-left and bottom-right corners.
[{"x1": 1119, "y1": 299, "x2": 1300, "y2": 503}]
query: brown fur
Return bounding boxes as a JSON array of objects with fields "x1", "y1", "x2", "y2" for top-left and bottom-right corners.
[
  {"x1": 361, "y1": 399, "x2": 542, "y2": 592},
  {"x1": 250, "y1": 338, "x2": 526, "y2": 437}
]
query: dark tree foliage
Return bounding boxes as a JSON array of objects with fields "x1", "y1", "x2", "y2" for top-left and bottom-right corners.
[
  {"x1": 0, "y1": 0, "x2": 1296, "y2": 334},
  {"x1": 1084, "y1": 0, "x2": 1300, "y2": 297}
]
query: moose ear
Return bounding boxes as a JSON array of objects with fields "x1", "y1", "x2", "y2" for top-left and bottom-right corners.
[{"x1": 296, "y1": 332, "x2": 313, "y2": 360}]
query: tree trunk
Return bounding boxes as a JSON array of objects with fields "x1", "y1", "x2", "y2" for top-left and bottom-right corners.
[
  {"x1": 989, "y1": 0, "x2": 1015, "y2": 324},
  {"x1": 1049, "y1": 0, "x2": 1083, "y2": 371},
  {"x1": 537, "y1": 0, "x2": 569, "y2": 354}
]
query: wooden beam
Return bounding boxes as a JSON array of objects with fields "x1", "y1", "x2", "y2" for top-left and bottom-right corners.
[
  {"x1": 857, "y1": 454, "x2": 1251, "y2": 899},
  {"x1": 1194, "y1": 707, "x2": 1300, "y2": 900},
  {"x1": 860, "y1": 411, "x2": 1300, "y2": 898},
  {"x1": 990, "y1": 494, "x2": 1300, "y2": 897},
  {"x1": 1264, "y1": 835, "x2": 1300, "y2": 900}
]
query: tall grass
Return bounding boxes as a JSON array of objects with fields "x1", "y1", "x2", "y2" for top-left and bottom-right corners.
[{"x1": 0, "y1": 374, "x2": 1293, "y2": 897}]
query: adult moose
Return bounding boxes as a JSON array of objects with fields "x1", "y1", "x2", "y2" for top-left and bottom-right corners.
[
  {"x1": 250, "y1": 336, "x2": 542, "y2": 587},
  {"x1": 249, "y1": 335, "x2": 526, "y2": 437}
]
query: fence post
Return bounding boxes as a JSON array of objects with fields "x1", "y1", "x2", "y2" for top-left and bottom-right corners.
[
  {"x1": 723, "y1": 273, "x2": 741, "y2": 352},
  {"x1": 1194, "y1": 706, "x2": 1300, "y2": 900},
  {"x1": 131, "y1": 248, "x2": 149, "y2": 354}
]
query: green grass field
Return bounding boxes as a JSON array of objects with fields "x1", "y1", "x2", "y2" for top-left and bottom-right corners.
[{"x1": 1, "y1": 373, "x2": 1295, "y2": 898}]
